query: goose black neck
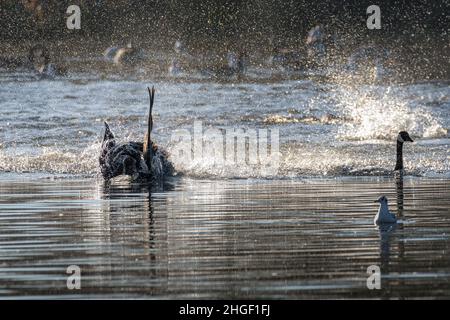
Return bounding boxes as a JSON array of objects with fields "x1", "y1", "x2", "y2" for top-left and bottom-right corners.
[{"x1": 394, "y1": 140, "x2": 403, "y2": 171}]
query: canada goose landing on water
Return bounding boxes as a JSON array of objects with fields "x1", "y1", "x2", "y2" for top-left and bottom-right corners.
[
  {"x1": 374, "y1": 196, "x2": 397, "y2": 225},
  {"x1": 394, "y1": 131, "x2": 414, "y2": 172},
  {"x1": 99, "y1": 87, "x2": 174, "y2": 182}
]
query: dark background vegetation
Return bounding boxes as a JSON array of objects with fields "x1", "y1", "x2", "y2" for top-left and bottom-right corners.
[
  {"x1": 0, "y1": 0, "x2": 448, "y2": 77},
  {"x1": 1, "y1": 1, "x2": 448, "y2": 47}
]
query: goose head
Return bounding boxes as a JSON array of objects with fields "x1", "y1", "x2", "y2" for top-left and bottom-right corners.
[{"x1": 397, "y1": 131, "x2": 413, "y2": 143}]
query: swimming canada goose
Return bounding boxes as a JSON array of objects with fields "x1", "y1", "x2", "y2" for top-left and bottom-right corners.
[
  {"x1": 374, "y1": 195, "x2": 397, "y2": 225},
  {"x1": 394, "y1": 131, "x2": 414, "y2": 172},
  {"x1": 226, "y1": 51, "x2": 247, "y2": 75},
  {"x1": 28, "y1": 44, "x2": 65, "y2": 77},
  {"x1": 269, "y1": 49, "x2": 305, "y2": 71},
  {"x1": 168, "y1": 58, "x2": 183, "y2": 76},
  {"x1": 99, "y1": 87, "x2": 174, "y2": 182},
  {"x1": 104, "y1": 42, "x2": 144, "y2": 65},
  {"x1": 306, "y1": 25, "x2": 326, "y2": 66},
  {"x1": 345, "y1": 45, "x2": 391, "y2": 82}
]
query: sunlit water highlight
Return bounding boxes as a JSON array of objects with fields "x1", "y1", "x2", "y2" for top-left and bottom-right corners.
[
  {"x1": 0, "y1": 72, "x2": 448, "y2": 178},
  {"x1": 0, "y1": 70, "x2": 449, "y2": 299}
]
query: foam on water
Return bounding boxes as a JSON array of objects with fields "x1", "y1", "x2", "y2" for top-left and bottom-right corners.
[
  {"x1": 0, "y1": 143, "x2": 101, "y2": 175},
  {"x1": 0, "y1": 72, "x2": 448, "y2": 179}
]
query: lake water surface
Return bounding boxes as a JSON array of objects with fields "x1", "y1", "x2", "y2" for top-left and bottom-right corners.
[
  {"x1": 0, "y1": 176, "x2": 449, "y2": 299},
  {"x1": 0, "y1": 69, "x2": 449, "y2": 299}
]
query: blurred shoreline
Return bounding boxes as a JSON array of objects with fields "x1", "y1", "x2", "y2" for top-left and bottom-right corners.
[
  {"x1": 0, "y1": 1, "x2": 448, "y2": 80},
  {"x1": 1, "y1": 38, "x2": 449, "y2": 82}
]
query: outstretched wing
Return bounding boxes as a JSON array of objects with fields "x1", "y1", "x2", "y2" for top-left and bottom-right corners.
[
  {"x1": 103, "y1": 121, "x2": 115, "y2": 142},
  {"x1": 99, "y1": 122, "x2": 117, "y2": 177}
]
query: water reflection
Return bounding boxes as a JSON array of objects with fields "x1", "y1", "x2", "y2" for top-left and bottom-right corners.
[
  {"x1": 374, "y1": 174, "x2": 406, "y2": 297},
  {"x1": 93, "y1": 179, "x2": 172, "y2": 297},
  {"x1": 0, "y1": 177, "x2": 449, "y2": 298},
  {"x1": 395, "y1": 174, "x2": 406, "y2": 262},
  {"x1": 377, "y1": 223, "x2": 397, "y2": 270}
]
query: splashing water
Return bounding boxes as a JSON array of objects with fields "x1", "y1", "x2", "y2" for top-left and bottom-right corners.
[
  {"x1": 334, "y1": 85, "x2": 447, "y2": 141},
  {"x1": 0, "y1": 73, "x2": 448, "y2": 179}
]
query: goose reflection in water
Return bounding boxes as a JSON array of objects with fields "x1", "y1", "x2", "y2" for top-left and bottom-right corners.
[
  {"x1": 84, "y1": 180, "x2": 178, "y2": 296},
  {"x1": 374, "y1": 131, "x2": 412, "y2": 283},
  {"x1": 373, "y1": 175, "x2": 408, "y2": 296},
  {"x1": 395, "y1": 174, "x2": 406, "y2": 260}
]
